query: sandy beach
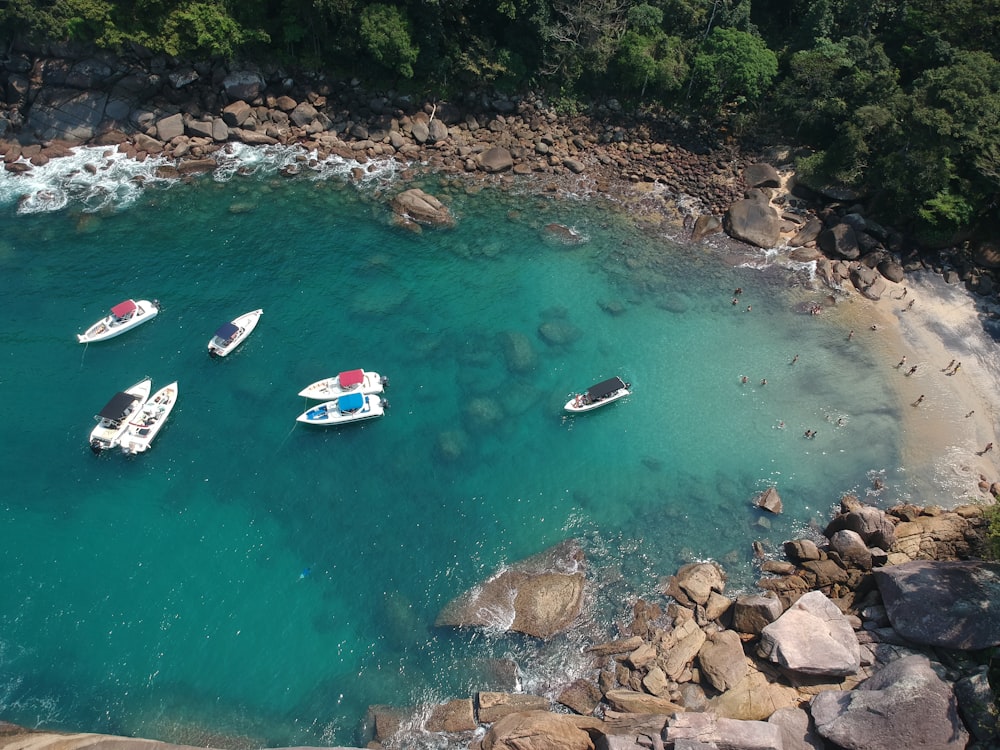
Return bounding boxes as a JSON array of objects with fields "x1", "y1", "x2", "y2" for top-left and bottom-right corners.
[{"x1": 832, "y1": 271, "x2": 1000, "y2": 505}]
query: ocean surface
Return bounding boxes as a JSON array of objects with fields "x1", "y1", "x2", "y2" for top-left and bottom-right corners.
[{"x1": 0, "y1": 145, "x2": 982, "y2": 747}]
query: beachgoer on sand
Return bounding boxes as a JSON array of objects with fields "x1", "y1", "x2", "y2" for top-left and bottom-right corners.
[
  {"x1": 906, "y1": 365, "x2": 918, "y2": 376},
  {"x1": 978, "y1": 443, "x2": 994, "y2": 456},
  {"x1": 913, "y1": 395, "x2": 925, "y2": 406}
]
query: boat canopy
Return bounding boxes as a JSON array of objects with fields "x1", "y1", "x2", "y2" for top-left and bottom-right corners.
[
  {"x1": 586, "y1": 376, "x2": 626, "y2": 400},
  {"x1": 111, "y1": 300, "x2": 137, "y2": 318},
  {"x1": 338, "y1": 392, "x2": 365, "y2": 412},
  {"x1": 97, "y1": 391, "x2": 135, "y2": 421},
  {"x1": 214, "y1": 322, "x2": 239, "y2": 340},
  {"x1": 338, "y1": 369, "x2": 364, "y2": 387}
]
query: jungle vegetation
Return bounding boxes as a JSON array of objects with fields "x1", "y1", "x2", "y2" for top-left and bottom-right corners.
[{"x1": 3, "y1": 0, "x2": 999, "y2": 239}]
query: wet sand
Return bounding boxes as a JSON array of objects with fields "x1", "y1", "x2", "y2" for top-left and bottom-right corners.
[{"x1": 833, "y1": 272, "x2": 1000, "y2": 504}]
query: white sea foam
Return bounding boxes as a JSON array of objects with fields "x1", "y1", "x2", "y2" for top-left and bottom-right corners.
[{"x1": 0, "y1": 142, "x2": 406, "y2": 215}]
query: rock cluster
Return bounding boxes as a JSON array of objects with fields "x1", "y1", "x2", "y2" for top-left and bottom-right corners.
[{"x1": 374, "y1": 497, "x2": 995, "y2": 750}]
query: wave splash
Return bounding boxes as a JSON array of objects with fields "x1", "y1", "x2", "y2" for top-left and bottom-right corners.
[{"x1": 0, "y1": 143, "x2": 404, "y2": 215}]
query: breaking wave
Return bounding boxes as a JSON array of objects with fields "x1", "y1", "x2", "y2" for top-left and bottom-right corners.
[{"x1": 0, "y1": 143, "x2": 405, "y2": 215}]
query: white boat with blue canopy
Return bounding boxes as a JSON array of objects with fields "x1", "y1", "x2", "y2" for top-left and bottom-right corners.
[
  {"x1": 298, "y1": 369, "x2": 387, "y2": 400},
  {"x1": 208, "y1": 309, "x2": 262, "y2": 357},
  {"x1": 564, "y1": 376, "x2": 631, "y2": 413},
  {"x1": 295, "y1": 391, "x2": 387, "y2": 426}
]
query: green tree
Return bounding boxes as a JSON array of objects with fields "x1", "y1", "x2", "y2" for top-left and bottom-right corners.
[
  {"x1": 688, "y1": 27, "x2": 777, "y2": 110},
  {"x1": 359, "y1": 3, "x2": 419, "y2": 78}
]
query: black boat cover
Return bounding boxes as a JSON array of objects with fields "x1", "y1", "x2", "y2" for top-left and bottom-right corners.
[
  {"x1": 586, "y1": 376, "x2": 626, "y2": 400},
  {"x1": 97, "y1": 391, "x2": 135, "y2": 421}
]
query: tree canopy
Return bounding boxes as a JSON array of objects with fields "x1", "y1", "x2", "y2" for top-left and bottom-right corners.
[{"x1": 3, "y1": 0, "x2": 1000, "y2": 236}]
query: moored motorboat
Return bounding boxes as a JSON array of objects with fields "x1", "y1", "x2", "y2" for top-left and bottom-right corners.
[
  {"x1": 208, "y1": 309, "x2": 263, "y2": 357},
  {"x1": 297, "y1": 369, "x2": 387, "y2": 399},
  {"x1": 121, "y1": 381, "x2": 178, "y2": 455},
  {"x1": 77, "y1": 299, "x2": 159, "y2": 343},
  {"x1": 89, "y1": 377, "x2": 152, "y2": 453},
  {"x1": 564, "y1": 376, "x2": 631, "y2": 413},
  {"x1": 295, "y1": 392, "x2": 387, "y2": 426}
]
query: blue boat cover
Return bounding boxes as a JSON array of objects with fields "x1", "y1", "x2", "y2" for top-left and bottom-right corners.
[
  {"x1": 338, "y1": 392, "x2": 364, "y2": 412},
  {"x1": 214, "y1": 322, "x2": 239, "y2": 340}
]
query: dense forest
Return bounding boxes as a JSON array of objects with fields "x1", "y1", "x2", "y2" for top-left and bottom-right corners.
[{"x1": 2, "y1": 0, "x2": 999, "y2": 239}]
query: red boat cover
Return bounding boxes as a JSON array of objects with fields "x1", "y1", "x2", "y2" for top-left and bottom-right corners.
[
  {"x1": 111, "y1": 300, "x2": 137, "y2": 317},
  {"x1": 338, "y1": 369, "x2": 364, "y2": 387}
]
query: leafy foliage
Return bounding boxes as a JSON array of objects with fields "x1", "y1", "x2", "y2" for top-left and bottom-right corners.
[{"x1": 689, "y1": 27, "x2": 777, "y2": 110}]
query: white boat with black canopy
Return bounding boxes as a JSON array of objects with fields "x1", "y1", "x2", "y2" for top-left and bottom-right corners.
[
  {"x1": 564, "y1": 376, "x2": 631, "y2": 413},
  {"x1": 89, "y1": 377, "x2": 152, "y2": 454}
]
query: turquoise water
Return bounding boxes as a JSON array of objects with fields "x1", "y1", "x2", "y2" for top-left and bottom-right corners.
[{"x1": 0, "y1": 150, "x2": 908, "y2": 746}]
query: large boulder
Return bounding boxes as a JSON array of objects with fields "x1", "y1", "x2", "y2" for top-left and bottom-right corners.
[
  {"x1": 873, "y1": 560, "x2": 1000, "y2": 649},
  {"x1": 391, "y1": 188, "x2": 455, "y2": 228},
  {"x1": 222, "y1": 70, "x2": 265, "y2": 102},
  {"x1": 810, "y1": 654, "x2": 968, "y2": 750},
  {"x1": 757, "y1": 591, "x2": 860, "y2": 677},
  {"x1": 826, "y1": 504, "x2": 896, "y2": 551},
  {"x1": 436, "y1": 540, "x2": 585, "y2": 639},
  {"x1": 743, "y1": 162, "x2": 781, "y2": 189},
  {"x1": 698, "y1": 629, "x2": 748, "y2": 692},
  {"x1": 25, "y1": 87, "x2": 108, "y2": 141},
  {"x1": 483, "y1": 710, "x2": 600, "y2": 750},
  {"x1": 819, "y1": 223, "x2": 860, "y2": 260},
  {"x1": 666, "y1": 562, "x2": 727, "y2": 607},
  {"x1": 849, "y1": 264, "x2": 886, "y2": 300},
  {"x1": 732, "y1": 593, "x2": 783, "y2": 636},
  {"x1": 477, "y1": 147, "x2": 514, "y2": 173},
  {"x1": 667, "y1": 712, "x2": 784, "y2": 750},
  {"x1": 477, "y1": 692, "x2": 550, "y2": 724},
  {"x1": 724, "y1": 198, "x2": 782, "y2": 248}
]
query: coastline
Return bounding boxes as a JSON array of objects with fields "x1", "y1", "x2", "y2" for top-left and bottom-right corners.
[{"x1": 3, "y1": 47, "x2": 1000, "y2": 749}]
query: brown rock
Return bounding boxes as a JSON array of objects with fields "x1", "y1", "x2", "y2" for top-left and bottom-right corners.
[
  {"x1": 425, "y1": 698, "x2": 476, "y2": 733},
  {"x1": 477, "y1": 692, "x2": 549, "y2": 724},
  {"x1": 483, "y1": 711, "x2": 599, "y2": 750},
  {"x1": 603, "y1": 689, "x2": 685, "y2": 715},
  {"x1": 557, "y1": 679, "x2": 602, "y2": 715}
]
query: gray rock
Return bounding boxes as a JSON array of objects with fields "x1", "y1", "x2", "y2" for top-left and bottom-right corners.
[
  {"x1": 874, "y1": 560, "x2": 1000, "y2": 649},
  {"x1": 827, "y1": 505, "x2": 896, "y2": 550},
  {"x1": 222, "y1": 70, "x2": 264, "y2": 102},
  {"x1": 788, "y1": 216, "x2": 823, "y2": 247},
  {"x1": 724, "y1": 198, "x2": 782, "y2": 248},
  {"x1": 562, "y1": 158, "x2": 585, "y2": 174},
  {"x1": 698, "y1": 629, "x2": 748, "y2": 692},
  {"x1": 877, "y1": 259, "x2": 905, "y2": 283},
  {"x1": 850, "y1": 264, "x2": 886, "y2": 300},
  {"x1": 783, "y1": 539, "x2": 821, "y2": 563},
  {"x1": 25, "y1": 87, "x2": 108, "y2": 141},
  {"x1": 819, "y1": 223, "x2": 860, "y2": 260},
  {"x1": 411, "y1": 121, "x2": 430, "y2": 143},
  {"x1": 743, "y1": 162, "x2": 781, "y2": 188},
  {"x1": 211, "y1": 117, "x2": 229, "y2": 142},
  {"x1": 768, "y1": 706, "x2": 824, "y2": 750},
  {"x1": 290, "y1": 102, "x2": 318, "y2": 128},
  {"x1": 954, "y1": 666, "x2": 999, "y2": 744},
  {"x1": 428, "y1": 119, "x2": 449, "y2": 143},
  {"x1": 691, "y1": 215, "x2": 722, "y2": 242},
  {"x1": 758, "y1": 590, "x2": 860, "y2": 676},
  {"x1": 828, "y1": 529, "x2": 872, "y2": 571},
  {"x1": 810, "y1": 654, "x2": 968, "y2": 750},
  {"x1": 732, "y1": 593, "x2": 783, "y2": 635}
]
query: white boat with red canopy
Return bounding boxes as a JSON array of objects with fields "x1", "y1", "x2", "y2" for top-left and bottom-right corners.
[
  {"x1": 89, "y1": 377, "x2": 152, "y2": 453},
  {"x1": 208, "y1": 309, "x2": 262, "y2": 357},
  {"x1": 77, "y1": 299, "x2": 159, "y2": 343},
  {"x1": 564, "y1": 376, "x2": 631, "y2": 413},
  {"x1": 295, "y1": 392, "x2": 387, "y2": 426},
  {"x1": 298, "y1": 369, "x2": 387, "y2": 400},
  {"x1": 121, "y1": 381, "x2": 178, "y2": 455}
]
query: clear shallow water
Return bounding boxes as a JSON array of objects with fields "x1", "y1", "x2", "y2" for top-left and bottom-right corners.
[{"x1": 0, "y1": 148, "x2": 919, "y2": 746}]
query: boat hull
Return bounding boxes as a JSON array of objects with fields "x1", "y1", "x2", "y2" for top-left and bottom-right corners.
[
  {"x1": 564, "y1": 388, "x2": 631, "y2": 412},
  {"x1": 89, "y1": 378, "x2": 153, "y2": 453},
  {"x1": 296, "y1": 394, "x2": 385, "y2": 425},
  {"x1": 298, "y1": 370, "x2": 386, "y2": 399},
  {"x1": 208, "y1": 309, "x2": 263, "y2": 357},
  {"x1": 121, "y1": 382, "x2": 178, "y2": 454},
  {"x1": 78, "y1": 300, "x2": 158, "y2": 343}
]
